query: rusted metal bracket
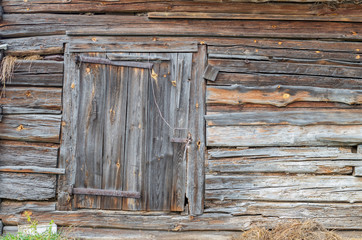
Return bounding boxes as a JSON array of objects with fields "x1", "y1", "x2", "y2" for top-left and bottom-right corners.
[
  {"x1": 76, "y1": 55, "x2": 153, "y2": 69},
  {"x1": 69, "y1": 186, "x2": 141, "y2": 199}
]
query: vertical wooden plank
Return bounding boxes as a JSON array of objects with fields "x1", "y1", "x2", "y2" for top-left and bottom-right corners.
[
  {"x1": 146, "y1": 53, "x2": 173, "y2": 211},
  {"x1": 57, "y1": 49, "x2": 78, "y2": 211},
  {"x1": 122, "y1": 64, "x2": 149, "y2": 211},
  {"x1": 170, "y1": 53, "x2": 193, "y2": 211},
  {"x1": 74, "y1": 53, "x2": 106, "y2": 209},
  {"x1": 188, "y1": 44, "x2": 207, "y2": 215},
  {"x1": 100, "y1": 65, "x2": 128, "y2": 210}
]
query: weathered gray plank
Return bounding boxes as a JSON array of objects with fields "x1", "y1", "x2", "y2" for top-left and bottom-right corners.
[
  {"x1": 206, "y1": 85, "x2": 362, "y2": 107},
  {"x1": 208, "y1": 59, "x2": 362, "y2": 79},
  {"x1": 57, "y1": 51, "x2": 79, "y2": 211},
  {"x1": 107, "y1": 53, "x2": 170, "y2": 61},
  {"x1": 0, "y1": 115, "x2": 61, "y2": 143},
  {"x1": 74, "y1": 53, "x2": 107, "y2": 209},
  {"x1": 0, "y1": 166, "x2": 65, "y2": 175},
  {"x1": 148, "y1": 11, "x2": 362, "y2": 22},
  {"x1": 205, "y1": 201, "x2": 362, "y2": 219},
  {"x1": 207, "y1": 157, "x2": 359, "y2": 175},
  {"x1": 208, "y1": 146, "x2": 352, "y2": 159},
  {"x1": 205, "y1": 175, "x2": 362, "y2": 203},
  {"x1": 69, "y1": 39, "x2": 198, "y2": 53},
  {"x1": 9, "y1": 60, "x2": 63, "y2": 87},
  {"x1": 0, "y1": 201, "x2": 56, "y2": 215},
  {"x1": 100, "y1": 64, "x2": 128, "y2": 210},
  {"x1": 211, "y1": 72, "x2": 362, "y2": 90},
  {"x1": 208, "y1": 45, "x2": 362, "y2": 63},
  {"x1": 203, "y1": 65, "x2": 219, "y2": 81},
  {"x1": 0, "y1": 141, "x2": 58, "y2": 168},
  {"x1": 0, "y1": 35, "x2": 65, "y2": 56},
  {"x1": 0, "y1": 173, "x2": 56, "y2": 200},
  {"x1": 355, "y1": 167, "x2": 362, "y2": 177},
  {"x1": 0, "y1": 87, "x2": 61, "y2": 114},
  {"x1": 146, "y1": 53, "x2": 173, "y2": 211},
  {"x1": 122, "y1": 63, "x2": 149, "y2": 211},
  {"x1": 169, "y1": 53, "x2": 192, "y2": 212},
  {"x1": 205, "y1": 110, "x2": 362, "y2": 126},
  {"x1": 187, "y1": 44, "x2": 207, "y2": 215},
  {"x1": 207, "y1": 125, "x2": 362, "y2": 147}
]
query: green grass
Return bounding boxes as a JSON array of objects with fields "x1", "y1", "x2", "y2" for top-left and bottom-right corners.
[{"x1": 0, "y1": 212, "x2": 66, "y2": 240}]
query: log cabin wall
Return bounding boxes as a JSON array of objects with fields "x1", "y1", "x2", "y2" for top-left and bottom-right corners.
[{"x1": 0, "y1": 1, "x2": 362, "y2": 238}]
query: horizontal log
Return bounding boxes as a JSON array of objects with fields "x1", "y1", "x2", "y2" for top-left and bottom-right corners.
[
  {"x1": 148, "y1": 12, "x2": 362, "y2": 22},
  {"x1": 0, "y1": 140, "x2": 58, "y2": 167},
  {"x1": 208, "y1": 146, "x2": 352, "y2": 159},
  {"x1": 211, "y1": 72, "x2": 362, "y2": 90},
  {"x1": 207, "y1": 125, "x2": 362, "y2": 147},
  {"x1": 317, "y1": 136, "x2": 362, "y2": 145},
  {"x1": 2, "y1": 1, "x2": 361, "y2": 19},
  {"x1": 0, "y1": 200, "x2": 56, "y2": 215},
  {"x1": 208, "y1": 59, "x2": 362, "y2": 79},
  {"x1": 205, "y1": 175, "x2": 362, "y2": 203},
  {"x1": 206, "y1": 85, "x2": 362, "y2": 107},
  {"x1": 205, "y1": 110, "x2": 362, "y2": 126},
  {"x1": 206, "y1": 157, "x2": 361, "y2": 175},
  {"x1": 0, "y1": 172, "x2": 56, "y2": 200},
  {"x1": 1, "y1": 209, "x2": 361, "y2": 231},
  {"x1": 67, "y1": 20, "x2": 362, "y2": 40},
  {"x1": 69, "y1": 39, "x2": 198, "y2": 53},
  {"x1": 14, "y1": 60, "x2": 63, "y2": 74},
  {"x1": 205, "y1": 201, "x2": 362, "y2": 219},
  {"x1": 208, "y1": 44, "x2": 362, "y2": 63},
  {"x1": 0, "y1": 35, "x2": 65, "y2": 56},
  {"x1": 66, "y1": 228, "x2": 235, "y2": 240},
  {"x1": 0, "y1": 87, "x2": 62, "y2": 114},
  {"x1": 0, "y1": 115, "x2": 61, "y2": 143},
  {"x1": 0, "y1": 166, "x2": 65, "y2": 175}
]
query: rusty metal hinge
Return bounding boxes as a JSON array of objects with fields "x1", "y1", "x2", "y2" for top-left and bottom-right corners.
[{"x1": 69, "y1": 186, "x2": 140, "y2": 199}]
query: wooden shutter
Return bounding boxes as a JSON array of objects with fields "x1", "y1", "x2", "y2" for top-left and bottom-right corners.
[{"x1": 73, "y1": 52, "x2": 192, "y2": 211}]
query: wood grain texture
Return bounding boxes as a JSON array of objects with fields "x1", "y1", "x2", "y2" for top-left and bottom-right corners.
[
  {"x1": 0, "y1": 35, "x2": 65, "y2": 56},
  {"x1": 205, "y1": 110, "x2": 362, "y2": 126},
  {"x1": 0, "y1": 140, "x2": 58, "y2": 167},
  {"x1": 205, "y1": 201, "x2": 362, "y2": 219},
  {"x1": 2, "y1": 1, "x2": 361, "y2": 20},
  {"x1": 69, "y1": 39, "x2": 198, "y2": 53},
  {"x1": 207, "y1": 125, "x2": 362, "y2": 147},
  {"x1": 208, "y1": 146, "x2": 352, "y2": 159},
  {"x1": 100, "y1": 64, "x2": 128, "y2": 210},
  {"x1": 8, "y1": 60, "x2": 63, "y2": 87},
  {"x1": 0, "y1": 201, "x2": 56, "y2": 215},
  {"x1": 208, "y1": 43, "x2": 362, "y2": 63},
  {"x1": 0, "y1": 87, "x2": 61, "y2": 114},
  {"x1": 74, "y1": 53, "x2": 106, "y2": 209},
  {"x1": 2, "y1": 209, "x2": 362, "y2": 231},
  {"x1": 148, "y1": 12, "x2": 362, "y2": 22},
  {"x1": 206, "y1": 85, "x2": 362, "y2": 107},
  {"x1": 187, "y1": 44, "x2": 207, "y2": 215},
  {"x1": 0, "y1": 115, "x2": 61, "y2": 143},
  {"x1": 0, "y1": 173, "x2": 56, "y2": 200},
  {"x1": 211, "y1": 72, "x2": 362, "y2": 90},
  {"x1": 0, "y1": 166, "x2": 64, "y2": 175},
  {"x1": 205, "y1": 175, "x2": 362, "y2": 203},
  {"x1": 67, "y1": 20, "x2": 362, "y2": 40},
  {"x1": 208, "y1": 59, "x2": 362, "y2": 79}
]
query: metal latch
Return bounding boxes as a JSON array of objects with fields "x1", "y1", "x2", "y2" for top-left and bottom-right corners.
[{"x1": 69, "y1": 185, "x2": 140, "y2": 199}]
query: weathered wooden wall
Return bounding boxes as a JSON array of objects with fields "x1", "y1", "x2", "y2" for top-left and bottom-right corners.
[{"x1": 0, "y1": 0, "x2": 362, "y2": 238}]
